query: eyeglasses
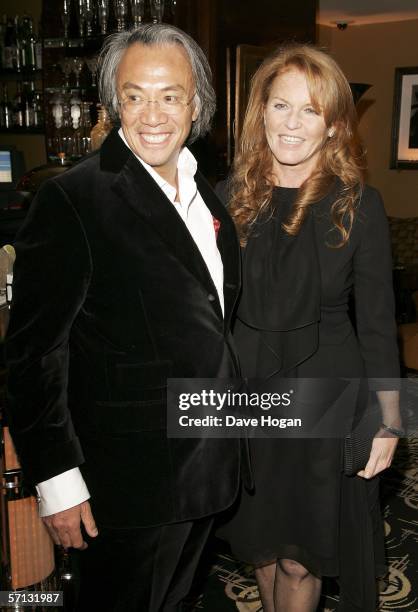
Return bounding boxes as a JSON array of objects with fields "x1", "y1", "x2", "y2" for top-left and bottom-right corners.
[{"x1": 118, "y1": 92, "x2": 196, "y2": 116}]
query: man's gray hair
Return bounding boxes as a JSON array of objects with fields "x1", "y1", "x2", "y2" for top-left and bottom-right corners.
[{"x1": 98, "y1": 23, "x2": 216, "y2": 143}]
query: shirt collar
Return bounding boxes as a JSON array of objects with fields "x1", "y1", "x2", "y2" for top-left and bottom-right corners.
[{"x1": 117, "y1": 128, "x2": 197, "y2": 206}]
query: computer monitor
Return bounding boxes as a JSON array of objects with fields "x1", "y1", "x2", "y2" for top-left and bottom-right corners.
[{"x1": 0, "y1": 146, "x2": 25, "y2": 191}]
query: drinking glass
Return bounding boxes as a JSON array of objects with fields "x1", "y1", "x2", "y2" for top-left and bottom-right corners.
[
  {"x1": 85, "y1": 56, "x2": 98, "y2": 87},
  {"x1": 59, "y1": 58, "x2": 73, "y2": 88},
  {"x1": 63, "y1": 0, "x2": 70, "y2": 38},
  {"x1": 130, "y1": 0, "x2": 145, "y2": 27},
  {"x1": 72, "y1": 57, "x2": 84, "y2": 88},
  {"x1": 84, "y1": 0, "x2": 95, "y2": 36},
  {"x1": 97, "y1": 0, "x2": 110, "y2": 34},
  {"x1": 114, "y1": 0, "x2": 128, "y2": 32},
  {"x1": 77, "y1": 0, "x2": 86, "y2": 37},
  {"x1": 150, "y1": 0, "x2": 165, "y2": 24}
]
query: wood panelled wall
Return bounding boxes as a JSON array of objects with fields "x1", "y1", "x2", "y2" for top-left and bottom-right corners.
[{"x1": 174, "y1": 0, "x2": 317, "y2": 179}]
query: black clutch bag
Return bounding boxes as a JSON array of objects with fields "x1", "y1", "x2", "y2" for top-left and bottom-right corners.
[
  {"x1": 344, "y1": 430, "x2": 373, "y2": 476},
  {"x1": 343, "y1": 406, "x2": 380, "y2": 477}
]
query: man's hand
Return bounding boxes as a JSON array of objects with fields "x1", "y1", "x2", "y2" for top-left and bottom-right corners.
[
  {"x1": 357, "y1": 429, "x2": 399, "y2": 479},
  {"x1": 42, "y1": 500, "x2": 98, "y2": 549}
]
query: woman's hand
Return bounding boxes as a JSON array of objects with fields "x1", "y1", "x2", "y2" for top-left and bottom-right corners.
[{"x1": 357, "y1": 428, "x2": 400, "y2": 479}]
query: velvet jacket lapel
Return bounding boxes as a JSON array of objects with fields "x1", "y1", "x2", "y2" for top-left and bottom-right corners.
[
  {"x1": 195, "y1": 172, "x2": 241, "y2": 331},
  {"x1": 100, "y1": 129, "x2": 240, "y2": 327}
]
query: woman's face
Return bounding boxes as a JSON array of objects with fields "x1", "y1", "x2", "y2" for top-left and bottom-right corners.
[{"x1": 263, "y1": 69, "x2": 330, "y2": 183}]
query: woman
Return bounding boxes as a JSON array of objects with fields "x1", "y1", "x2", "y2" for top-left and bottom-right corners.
[{"x1": 218, "y1": 44, "x2": 402, "y2": 612}]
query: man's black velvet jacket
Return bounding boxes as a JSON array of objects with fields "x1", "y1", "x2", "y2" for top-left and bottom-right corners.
[{"x1": 5, "y1": 128, "x2": 242, "y2": 528}]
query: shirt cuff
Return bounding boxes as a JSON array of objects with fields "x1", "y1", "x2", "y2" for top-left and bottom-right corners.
[{"x1": 36, "y1": 468, "x2": 90, "y2": 517}]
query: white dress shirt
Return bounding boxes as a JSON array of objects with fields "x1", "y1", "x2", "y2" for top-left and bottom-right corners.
[{"x1": 36, "y1": 130, "x2": 224, "y2": 516}]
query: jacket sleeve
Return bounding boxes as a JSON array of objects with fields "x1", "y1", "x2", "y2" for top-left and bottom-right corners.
[
  {"x1": 5, "y1": 178, "x2": 92, "y2": 484},
  {"x1": 353, "y1": 187, "x2": 401, "y2": 392}
]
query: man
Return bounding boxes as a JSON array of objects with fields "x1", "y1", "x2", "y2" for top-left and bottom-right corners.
[{"x1": 6, "y1": 24, "x2": 243, "y2": 611}]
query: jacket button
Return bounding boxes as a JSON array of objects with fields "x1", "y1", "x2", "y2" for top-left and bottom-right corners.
[{"x1": 208, "y1": 293, "x2": 216, "y2": 302}]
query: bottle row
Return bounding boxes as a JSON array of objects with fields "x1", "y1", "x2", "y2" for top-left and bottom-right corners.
[
  {"x1": 0, "y1": 14, "x2": 42, "y2": 72},
  {"x1": 47, "y1": 95, "x2": 111, "y2": 161},
  {"x1": 0, "y1": 82, "x2": 44, "y2": 130}
]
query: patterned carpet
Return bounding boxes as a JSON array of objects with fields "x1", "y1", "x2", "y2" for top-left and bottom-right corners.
[{"x1": 191, "y1": 377, "x2": 418, "y2": 611}]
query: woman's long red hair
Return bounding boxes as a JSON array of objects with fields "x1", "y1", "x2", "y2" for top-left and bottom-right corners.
[{"x1": 229, "y1": 44, "x2": 366, "y2": 247}]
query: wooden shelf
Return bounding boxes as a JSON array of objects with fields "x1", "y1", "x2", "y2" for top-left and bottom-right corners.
[
  {"x1": 0, "y1": 127, "x2": 45, "y2": 135},
  {"x1": 43, "y1": 36, "x2": 106, "y2": 50},
  {"x1": 44, "y1": 86, "x2": 97, "y2": 94},
  {"x1": 0, "y1": 70, "x2": 43, "y2": 81}
]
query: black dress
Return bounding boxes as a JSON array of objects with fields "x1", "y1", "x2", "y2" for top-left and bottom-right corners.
[{"x1": 218, "y1": 184, "x2": 400, "y2": 612}]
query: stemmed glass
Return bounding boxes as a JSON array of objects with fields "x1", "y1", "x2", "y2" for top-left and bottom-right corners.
[
  {"x1": 77, "y1": 0, "x2": 86, "y2": 37},
  {"x1": 85, "y1": 56, "x2": 98, "y2": 87},
  {"x1": 97, "y1": 0, "x2": 110, "y2": 35},
  {"x1": 150, "y1": 0, "x2": 164, "y2": 23},
  {"x1": 84, "y1": 0, "x2": 95, "y2": 37},
  {"x1": 114, "y1": 0, "x2": 128, "y2": 32},
  {"x1": 59, "y1": 58, "x2": 73, "y2": 88},
  {"x1": 62, "y1": 0, "x2": 71, "y2": 38},
  {"x1": 72, "y1": 57, "x2": 85, "y2": 88},
  {"x1": 130, "y1": 0, "x2": 145, "y2": 27}
]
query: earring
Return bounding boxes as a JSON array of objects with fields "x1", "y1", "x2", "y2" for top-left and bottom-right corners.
[{"x1": 328, "y1": 128, "x2": 335, "y2": 138}]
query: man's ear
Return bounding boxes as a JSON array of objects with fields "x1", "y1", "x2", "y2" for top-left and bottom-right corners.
[{"x1": 192, "y1": 104, "x2": 199, "y2": 122}]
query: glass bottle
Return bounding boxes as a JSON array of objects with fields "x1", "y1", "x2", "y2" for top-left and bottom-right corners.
[
  {"x1": 20, "y1": 15, "x2": 37, "y2": 71},
  {"x1": 74, "y1": 101, "x2": 92, "y2": 157},
  {"x1": 50, "y1": 92, "x2": 65, "y2": 159},
  {"x1": 12, "y1": 81, "x2": 24, "y2": 127},
  {"x1": 22, "y1": 81, "x2": 33, "y2": 127},
  {"x1": 90, "y1": 104, "x2": 112, "y2": 150},
  {"x1": 35, "y1": 19, "x2": 42, "y2": 69},
  {"x1": 3, "y1": 17, "x2": 18, "y2": 70},
  {"x1": 0, "y1": 15, "x2": 6, "y2": 70},
  {"x1": 70, "y1": 93, "x2": 82, "y2": 156},
  {"x1": 0, "y1": 83, "x2": 12, "y2": 129},
  {"x1": 60, "y1": 97, "x2": 75, "y2": 159},
  {"x1": 19, "y1": 16, "x2": 29, "y2": 70},
  {"x1": 13, "y1": 15, "x2": 22, "y2": 72},
  {"x1": 33, "y1": 91, "x2": 44, "y2": 128}
]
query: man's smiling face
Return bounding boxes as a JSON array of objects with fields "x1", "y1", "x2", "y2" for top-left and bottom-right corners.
[{"x1": 117, "y1": 42, "x2": 198, "y2": 186}]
